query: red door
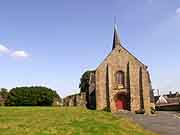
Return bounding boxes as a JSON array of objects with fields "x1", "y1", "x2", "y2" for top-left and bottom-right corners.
[{"x1": 116, "y1": 99, "x2": 124, "y2": 110}]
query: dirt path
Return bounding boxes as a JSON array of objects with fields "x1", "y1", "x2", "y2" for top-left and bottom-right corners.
[{"x1": 114, "y1": 111, "x2": 180, "y2": 135}]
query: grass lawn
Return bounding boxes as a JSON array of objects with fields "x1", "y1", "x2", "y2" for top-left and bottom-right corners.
[{"x1": 0, "y1": 107, "x2": 157, "y2": 135}]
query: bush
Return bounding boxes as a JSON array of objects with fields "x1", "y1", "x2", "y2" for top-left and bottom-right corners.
[
  {"x1": 5, "y1": 86, "x2": 60, "y2": 106},
  {"x1": 102, "y1": 106, "x2": 111, "y2": 112},
  {"x1": 150, "y1": 107, "x2": 156, "y2": 114}
]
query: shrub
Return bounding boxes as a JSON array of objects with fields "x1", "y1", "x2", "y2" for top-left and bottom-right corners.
[
  {"x1": 102, "y1": 106, "x2": 111, "y2": 112},
  {"x1": 150, "y1": 107, "x2": 156, "y2": 114}
]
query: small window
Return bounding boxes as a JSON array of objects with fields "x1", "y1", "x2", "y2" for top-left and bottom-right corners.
[{"x1": 116, "y1": 71, "x2": 125, "y2": 86}]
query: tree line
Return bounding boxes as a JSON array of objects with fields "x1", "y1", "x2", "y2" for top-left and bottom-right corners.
[
  {"x1": 0, "y1": 86, "x2": 61, "y2": 106},
  {"x1": 0, "y1": 71, "x2": 90, "y2": 106}
]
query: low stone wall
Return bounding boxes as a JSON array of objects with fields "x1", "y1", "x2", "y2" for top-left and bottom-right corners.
[
  {"x1": 63, "y1": 92, "x2": 87, "y2": 107},
  {"x1": 156, "y1": 104, "x2": 180, "y2": 111}
]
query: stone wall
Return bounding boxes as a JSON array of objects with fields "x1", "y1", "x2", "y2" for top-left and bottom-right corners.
[{"x1": 63, "y1": 92, "x2": 87, "y2": 107}]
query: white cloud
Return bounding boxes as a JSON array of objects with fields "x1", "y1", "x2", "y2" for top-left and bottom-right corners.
[
  {"x1": 0, "y1": 43, "x2": 30, "y2": 59},
  {"x1": 0, "y1": 44, "x2": 10, "y2": 54},
  {"x1": 11, "y1": 50, "x2": 29, "y2": 58},
  {"x1": 176, "y1": 8, "x2": 180, "y2": 16}
]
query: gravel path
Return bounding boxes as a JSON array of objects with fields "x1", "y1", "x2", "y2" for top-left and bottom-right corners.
[{"x1": 114, "y1": 111, "x2": 180, "y2": 135}]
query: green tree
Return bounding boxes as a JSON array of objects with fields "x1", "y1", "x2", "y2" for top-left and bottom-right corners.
[
  {"x1": 0, "y1": 88, "x2": 8, "y2": 99},
  {"x1": 5, "y1": 86, "x2": 61, "y2": 106},
  {"x1": 79, "y1": 71, "x2": 91, "y2": 93},
  {"x1": 0, "y1": 88, "x2": 9, "y2": 106}
]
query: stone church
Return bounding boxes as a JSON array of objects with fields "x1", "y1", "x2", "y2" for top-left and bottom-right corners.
[{"x1": 87, "y1": 26, "x2": 153, "y2": 114}]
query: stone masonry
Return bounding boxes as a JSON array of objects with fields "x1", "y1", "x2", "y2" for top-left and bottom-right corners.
[{"x1": 63, "y1": 92, "x2": 87, "y2": 107}]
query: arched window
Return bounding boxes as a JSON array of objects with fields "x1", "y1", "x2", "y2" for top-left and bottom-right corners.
[{"x1": 116, "y1": 71, "x2": 125, "y2": 86}]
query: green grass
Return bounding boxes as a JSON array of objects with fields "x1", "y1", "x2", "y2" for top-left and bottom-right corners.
[{"x1": 0, "y1": 107, "x2": 157, "y2": 135}]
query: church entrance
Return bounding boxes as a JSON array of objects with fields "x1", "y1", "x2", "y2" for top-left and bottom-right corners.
[{"x1": 114, "y1": 92, "x2": 128, "y2": 110}]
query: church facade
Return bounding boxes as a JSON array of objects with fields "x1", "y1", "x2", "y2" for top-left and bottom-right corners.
[{"x1": 87, "y1": 26, "x2": 153, "y2": 114}]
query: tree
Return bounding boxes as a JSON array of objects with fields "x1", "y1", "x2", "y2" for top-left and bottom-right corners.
[
  {"x1": 79, "y1": 71, "x2": 91, "y2": 93},
  {"x1": 0, "y1": 88, "x2": 8, "y2": 106},
  {"x1": 0, "y1": 88, "x2": 8, "y2": 99},
  {"x1": 5, "y1": 86, "x2": 61, "y2": 106}
]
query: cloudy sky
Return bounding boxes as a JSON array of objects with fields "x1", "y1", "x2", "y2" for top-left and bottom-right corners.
[{"x1": 0, "y1": 0, "x2": 180, "y2": 97}]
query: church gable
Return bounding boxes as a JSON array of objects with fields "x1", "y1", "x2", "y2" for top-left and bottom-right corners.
[{"x1": 96, "y1": 26, "x2": 147, "y2": 72}]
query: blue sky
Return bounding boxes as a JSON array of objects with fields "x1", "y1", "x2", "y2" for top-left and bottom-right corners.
[{"x1": 0, "y1": 0, "x2": 180, "y2": 97}]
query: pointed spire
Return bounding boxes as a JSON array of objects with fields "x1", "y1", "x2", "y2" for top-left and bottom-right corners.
[{"x1": 112, "y1": 24, "x2": 121, "y2": 50}]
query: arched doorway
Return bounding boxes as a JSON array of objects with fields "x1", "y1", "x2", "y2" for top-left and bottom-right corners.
[{"x1": 114, "y1": 92, "x2": 128, "y2": 110}]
